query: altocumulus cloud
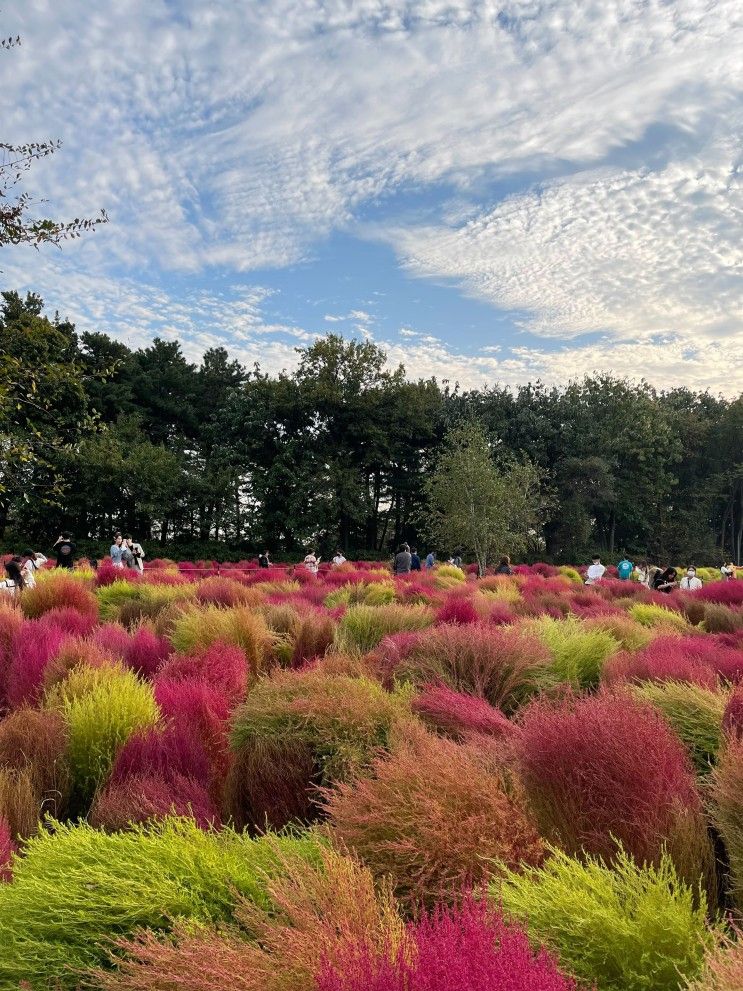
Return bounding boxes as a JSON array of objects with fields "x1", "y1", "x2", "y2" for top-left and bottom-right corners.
[{"x1": 1, "y1": 0, "x2": 741, "y2": 393}]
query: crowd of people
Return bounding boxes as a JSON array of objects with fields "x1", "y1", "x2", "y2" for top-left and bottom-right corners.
[{"x1": 1, "y1": 531, "x2": 739, "y2": 598}]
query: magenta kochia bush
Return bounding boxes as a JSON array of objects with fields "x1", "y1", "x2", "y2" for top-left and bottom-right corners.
[
  {"x1": 89, "y1": 772, "x2": 220, "y2": 831},
  {"x1": 515, "y1": 690, "x2": 710, "y2": 878},
  {"x1": 603, "y1": 635, "x2": 743, "y2": 687},
  {"x1": 723, "y1": 682, "x2": 743, "y2": 738},
  {"x1": 411, "y1": 683, "x2": 518, "y2": 742},
  {"x1": 124, "y1": 627, "x2": 171, "y2": 678},
  {"x1": 110, "y1": 725, "x2": 212, "y2": 791},
  {"x1": 5, "y1": 619, "x2": 67, "y2": 709},
  {"x1": 158, "y1": 641, "x2": 248, "y2": 706},
  {"x1": 0, "y1": 815, "x2": 14, "y2": 881},
  {"x1": 154, "y1": 676, "x2": 231, "y2": 785},
  {"x1": 316, "y1": 898, "x2": 576, "y2": 991},
  {"x1": 20, "y1": 575, "x2": 98, "y2": 620}
]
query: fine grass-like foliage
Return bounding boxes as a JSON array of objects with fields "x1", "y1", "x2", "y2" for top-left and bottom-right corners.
[
  {"x1": 124, "y1": 625, "x2": 171, "y2": 677},
  {"x1": 515, "y1": 691, "x2": 709, "y2": 877},
  {"x1": 604, "y1": 635, "x2": 743, "y2": 688},
  {"x1": 5, "y1": 618, "x2": 67, "y2": 708},
  {"x1": 0, "y1": 817, "x2": 321, "y2": 988},
  {"x1": 495, "y1": 847, "x2": 715, "y2": 991},
  {"x1": 317, "y1": 898, "x2": 577, "y2": 991},
  {"x1": 158, "y1": 641, "x2": 249, "y2": 706},
  {"x1": 711, "y1": 736, "x2": 743, "y2": 908},
  {"x1": 687, "y1": 932, "x2": 743, "y2": 991},
  {"x1": 0, "y1": 707, "x2": 70, "y2": 836},
  {"x1": 169, "y1": 605, "x2": 272, "y2": 677},
  {"x1": 94, "y1": 846, "x2": 403, "y2": 991},
  {"x1": 194, "y1": 576, "x2": 265, "y2": 609},
  {"x1": 584, "y1": 613, "x2": 655, "y2": 651},
  {"x1": 154, "y1": 677, "x2": 231, "y2": 786},
  {"x1": 703, "y1": 603, "x2": 743, "y2": 634},
  {"x1": 411, "y1": 682, "x2": 518, "y2": 741},
  {"x1": 110, "y1": 725, "x2": 212, "y2": 790},
  {"x1": 324, "y1": 730, "x2": 543, "y2": 911},
  {"x1": 529, "y1": 615, "x2": 621, "y2": 688},
  {"x1": 336, "y1": 603, "x2": 434, "y2": 652},
  {"x1": 394, "y1": 623, "x2": 549, "y2": 713},
  {"x1": 632, "y1": 681, "x2": 728, "y2": 777},
  {"x1": 290, "y1": 610, "x2": 336, "y2": 667},
  {"x1": 42, "y1": 636, "x2": 118, "y2": 692},
  {"x1": 630, "y1": 602, "x2": 691, "y2": 632},
  {"x1": 21, "y1": 573, "x2": 99, "y2": 621},
  {"x1": 89, "y1": 772, "x2": 221, "y2": 831},
  {"x1": 46, "y1": 665, "x2": 161, "y2": 802},
  {"x1": 0, "y1": 766, "x2": 38, "y2": 841},
  {"x1": 229, "y1": 670, "x2": 409, "y2": 828}
]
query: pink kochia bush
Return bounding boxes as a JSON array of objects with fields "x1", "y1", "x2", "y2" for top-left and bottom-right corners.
[
  {"x1": 5, "y1": 619, "x2": 67, "y2": 709},
  {"x1": 153, "y1": 676, "x2": 231, "y2": 786},
  {"x1": 89, "y1": 772, "x2": 220, "y2": 831},
  {"x1": 723, "y1": 682, "x2": 743, "y2": 738},
  {"x1": 317, "y1": 898, "x2": 576, "y2": 991},
  {"x1": 109, "y1": 725, "x2": 212, "y2": 791},
  {"x1": 411, "y1": 683, "x2": 518, "y2": 743},
  {"x1": 0, "y1": 815, "x2": 15, "y2": 881},
  {"x1": 515, "y1": 690, "x2": 710, "y2": 878},
  {"x1": 123, "y1": 627, "x2": 171, "y2": 678},
  {"x1": 157, "y1": 641, "x2": 248, "y2": 706},
  {"x1": 603, "y1": 635, "x2": 743, "y2": 687}
]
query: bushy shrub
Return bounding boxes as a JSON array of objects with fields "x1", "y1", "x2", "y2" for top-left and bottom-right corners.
[
  {"x1": 94, "y1": 846, "x2": 403, "y2": 991},
  {"x1": 687, "y1": 932, "x2": 743, "y2": 991},
  {"x1": 42, "y1": 636, "x2": 118, "y2": 692},
  {"x1": 158, "y1": 640, "x2": 249, "y2": 705},
  {"x1": 696, "y1": 583, "x2": 743, "y2": 607},
  {"x1": 39, "y1": 606, "x2": 98, "y2": 636},
  {"x1": 124, "y1": 625, "x2": 171, "y2": 677},
  {"x1": 515, "y1": 691, "x2": 710, "y2": 877},
  {"x1": 195, "y1": 576, "x2": 265, "y2": 608},
  {"x1": 5, "y1": 618, "x2": 67, "y2": 708},
  {"x1": 0, "y1": 766, "x2": 38, "y2": 841},
  {"x1": 317, "y1": 898, "x2": 576, "y2": 991},
  {"x1": 630, "y1": 602, "x2": 690, "y2": 632},
  {"x1": 290, "y1": 610, "x2": 336, "y2": 667},
  {"x1": 324, "y1": 730, "x2": 543, "y2": 911},
  {"x1": 604, "y1": 635, "x2": 743, "y2": 688},
  {"x1": 169, "y1": 605, "x2": 271, "y2": 677},
  {"x1": 495, "y1": 847, "x2": 715, "y2": 991},
  {"x1": 0, "y1": 707, "x2": 69, "y2": 828},
  {"x1": 433, "y1": 564, "x2": 467, "y2": 586},
  {"x1": 336, "y1": 603, "x2": 434, "y2": 652},
  {"x1": 110, "y1": 724, "x2": 212, "y2": 790},
  {"x1": 632, "y1": 680, "x2": 727, "y2": 776},
  {"x1": 21, "y1": 573, "x2": 98, "y2": 621},
  {"x1": 90, "y1": 772, "x2": 220, "y2": 831},
  {"x1": 711, "y1": 736, "x2": 743, "y2": 908},
  {"x1": 411, "y1": 682, "x2": 518, "y2": 741},
  {"x1": 435, "y1": 593, "x2": 480, "y2": 625},
  {"x1": 91, "y1": 622, "x2": 132, "y2": 658},
  {"x1": 394, "y1": 624, "x2": 548, "y2": 713},
  {"x1": 46, "y1": 665, "x2": 160, "y2": 802},
  {"x1": 584, "y1": 612, "x2": 654, "y2": 651},
  {"x1": 722, "y1": 682, "x2": 743, "y2": 738},
  {"x1": 704, "y1": 603, "x2": 743, "y2": 634},
  {"x1": 529, "y1": 615, "x2": 621, "y2": 688},
  {"x1": 154, "y1": 676, "x2": 231, "y2": 785},
  {"x1": 0, "y1": 817, "x2": 321, "y2": 987},
  {"x1": 0, "y1": 815, "x2": 14, "y2": 881},
  {"x1": 228, "y1": 670, "x2": 409, "y2": 829}
]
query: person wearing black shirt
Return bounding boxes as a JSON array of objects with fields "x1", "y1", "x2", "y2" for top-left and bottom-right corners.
[
  {"x1": 410, "y1": 547, "x2": 421, "y2": 571},
  {"x1": 53, "y1": 532, "x2": 76, "y2": 569},
  {"x1": 653, "y1": 566, "x2": 677, "y2": 593},
  {"x1": 258, "y1": 551, "x2": 270, "y2": 569}
]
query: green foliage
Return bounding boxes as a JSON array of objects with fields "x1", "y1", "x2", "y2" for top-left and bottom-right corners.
[
  {"x1": 632, "y1": 681, "x2": 728, "y2": 776},
  {"x1": 530, "y1": 615, "x2": 621, "y2": 688},
  {"x1": 46, "y1": 665, "x2": 160, "y2": 801},
  {"x1": 231, "y1": 669, "x2": 410, "y2": 784},
  {"x1": 495, "y1": 846, "x2": 716, "y2": 991},
  {"x1": 336, "y1": 603, "x2": 434, "y2": 652},
  {"x1": 169, "y1": 605, "x2": 271, "y2": 675},
  {"x1": 0, "y1": 817, "x2": 321, "y2": 988},
  {"x1": 630, "y1": 602, "x2": 690, "y2": 632},
  {"x1": 558, "y1": 566, "x2": 584, "y2": 584},
  {"x1": 424, "y1": 421, "x2": 546, "y2": 576}
]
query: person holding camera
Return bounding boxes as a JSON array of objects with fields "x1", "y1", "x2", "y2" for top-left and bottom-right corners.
[{"x1": 123, "y1": 534, "x2": 145, "y2": 573}]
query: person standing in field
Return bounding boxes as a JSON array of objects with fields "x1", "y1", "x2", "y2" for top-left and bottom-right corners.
[
  {"x1": 332, "y1": 550, "x2": 347, "y2": 567},
  {"x1": 110, "y1": 533, "x2": 125, "y2": 568},
  {"x1": 21, "y1": 549, "x2": 47, "y2": 588},
  {"x1": 394, "y1": 544, "x2": 412, "y2": 575},
  {"x1": 495, "y1": 555, "x2": 513, "y2": 575},
  {"x1": 585, "y1": 555, "x2": 606, "y2": 585},
  {"x1": 410, "y1": 547, "x2": 421, "y2": 571},
  {"x1": 721, "y1": 561, "x2": 737, "y2": 580},
  {"x1": 303, "y1": 551, "x2": 320, "y2": 575},
  {"x1": 124, "y1": 534, "x2": 145, "y2": 573},
  {"x1": 679, "y1": 566, "x2": 702, "y2": 590},
  {"x1": 425, "y1": 550, "x2": 436, "y2": 569},
  {"x1": 617, "y1": 554, "x2": 634, "y2": 581},
  {"x1": 53, "y1": 532, "x2": 76, "y2": 569},
  {"x1": 0, "y1": 558, "x2": 25, "y2": 597},
  {"x1": 258, "y1": 550, "x2": 271, "y2": 569}
]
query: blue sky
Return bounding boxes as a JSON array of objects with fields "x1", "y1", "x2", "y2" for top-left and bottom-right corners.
[{"x1": 1, "y1": 0, "x2": 741, "y2": 392}]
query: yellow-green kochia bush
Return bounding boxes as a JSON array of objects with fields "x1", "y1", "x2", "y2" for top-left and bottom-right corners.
[
  {"x1": 0, "y1": 817, "x2": 322, "y2": 988},
  {"x1": 494, "y1": 847, "x2": 716, "y2": 991},
  {"x1": 46, "y1": 664, "x2": 160, "y2": 802}
]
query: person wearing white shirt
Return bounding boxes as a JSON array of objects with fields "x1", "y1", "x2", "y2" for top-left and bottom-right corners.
[
  {"x1": 303, "y1": 551, "x2": 320, "y2": 575},
  {"x1": 0, "y1": 559, "x2": 25, "y2": 598},
  {"x1": 21, "y1": 549, "x2": 46, "y2": 588},
  {"x1": 332, "y1": 550, "x2": 347, "y2": 567},
  {"x1": 679, "y1": 567, "x2": 703, "y2": 591},
  {"x1": 585, "y1": 556, "x2": 606, "y2": 585}
]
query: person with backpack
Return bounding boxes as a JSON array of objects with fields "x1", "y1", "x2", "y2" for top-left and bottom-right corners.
[{"x1": 53, "y1": 532, "x2": 76, "y2": 569}]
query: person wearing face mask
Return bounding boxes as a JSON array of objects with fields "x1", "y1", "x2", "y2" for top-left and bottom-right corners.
[{"x1": 679, "y1": 567, "x2": 703, "y2": 591}]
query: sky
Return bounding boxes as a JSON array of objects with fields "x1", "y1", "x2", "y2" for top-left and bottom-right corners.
[{"x1": 1, "y1": 0, "x2": 742, "y2": 393}]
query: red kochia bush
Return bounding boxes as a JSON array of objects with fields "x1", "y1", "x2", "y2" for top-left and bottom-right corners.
[
  {"x1": 91, "y1": 623, "x2": 132, "y2": 659},
  {"x1": 5, "y1": 619, "x2": 67, "y2": 709},
  {"x1": 411, "y1": 683, "x2": 518, "y2": 742},
  {"x1": 603, "y1": 635, "x2": 743, "y2": 687},
  {"x1": 154, "y1": 676, "x2": 231, "y2": 784},
  {"x1": 435, "y1": 593, "x2": 480, "y2": 626},
  {"x1": 696, "y1": 581, "x2": 743, "y2": 606},
  {"x1": 110, "y1": 725, "x2": 212, "y2": 790},
  {"x1": 158, "y1": 641, "x2": 248, "y2": 705},
  {"x1": 20, "y1": 575, "x2": 98, "y2": 620},
  {"x1": 89, "y1": 772, "x2": 220, "y2": 831},
  {"x1": 291, "y1": 611, "x2": 336, "y2": 667},
  {"x1": 723, "y1": 682, "x2": 743, "y2": 738},
  {"x1": 38, "y1": 607, "x2": 98, "y2": 637},
  {"x1": 515, "y1": 690, "x2": 708, "y2": 873},
  {"x1": 317, "y1": 898, "x2": 576, "y2": 991},
  {"x1": 124, "y1": 627, "x2": 171, "y2": 678}
]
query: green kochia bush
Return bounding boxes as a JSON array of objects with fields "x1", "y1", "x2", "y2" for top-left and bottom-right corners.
[
  {"x1": 632, "y1": 680, "x2": 728, "y2": 777},
  {"x1": 495, "y1": 847, "x2": 716, "y2": 991},
  {"x1": 0, "y1": 817, "x2": 321, "y2": 988},
  {"x1": 46, "y1": 665, "x2": 160, "y2": 803},
  {"x1": 336, "y1": 603, "x2": 434, "y2": 652},
  {"x1": 529, "y1": 615, "x2": 621, "y2": 689}
]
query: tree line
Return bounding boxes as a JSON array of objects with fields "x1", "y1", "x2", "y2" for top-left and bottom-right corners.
[{"x1": 1, "y1": 289, "x2": 741, "y2": 564}]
